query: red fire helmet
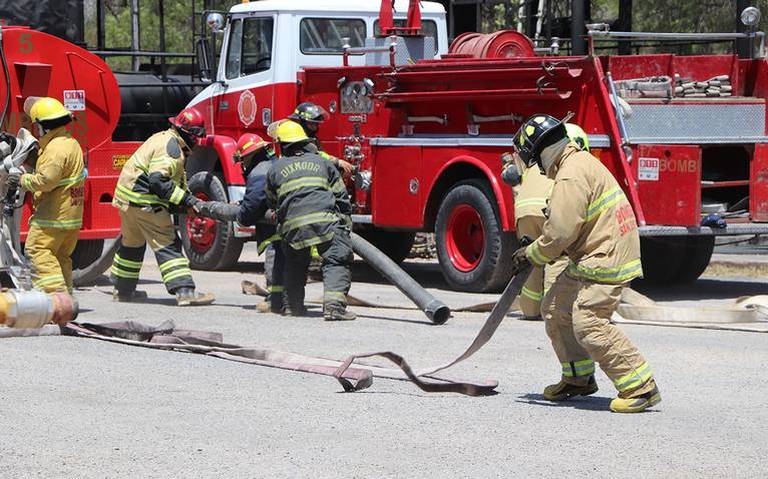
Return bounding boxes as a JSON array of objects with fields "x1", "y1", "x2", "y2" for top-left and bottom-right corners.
[{"x1": 169, "y1": 108, "x2": 206, "y2": 138}]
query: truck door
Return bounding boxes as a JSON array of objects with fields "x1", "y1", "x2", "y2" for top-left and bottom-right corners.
[{"x1": 215, "y1": 14, "x2": 276, "y2": 138}]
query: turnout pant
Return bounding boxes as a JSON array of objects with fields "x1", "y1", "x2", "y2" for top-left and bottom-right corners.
[
  {"x1": 111, "y1": 207, "x2": 195, "y2": 295},
  {"x1": 541, "y1": 272, "x2": 656, "y2": 398},
  {"x1": 263, "y1": 241, "x2": 285, "y2": 310},
  {"x1": 25, "y1": 225, "x2": 79, "y2": 292},
  {"x1": 282, "y1": 225, "x2": 352, "y2": 310},
  {"x1": 516, "y1": 216, "x2": 568, "y2": 318}
]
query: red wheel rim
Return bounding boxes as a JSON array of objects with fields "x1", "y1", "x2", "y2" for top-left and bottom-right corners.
[
  {"x1": 186, "y1": 192, "x2": 217, "y2": 253},
  {"x1": 446, "y1": 204, "x2": 485, "y2": 272}
]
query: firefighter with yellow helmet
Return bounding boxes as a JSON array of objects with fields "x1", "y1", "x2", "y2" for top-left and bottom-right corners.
[
  {"x1": 510, "y1": 113, "x2": 660, "y2": 413},
  {"x1": 266, "y1": 120, "x2": 355, "y2": 321},
  {"x1": 501, "y1": 123, "x2": 589, "y2": 320},
  {"x1": 5, "y1": 97, "x2": 85, "y2": 292},
  {"x1": 110, "y1": 108, "x2": 214, "y2": 306}
]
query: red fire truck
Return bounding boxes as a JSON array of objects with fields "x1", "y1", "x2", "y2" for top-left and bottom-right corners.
[
  {"x1": 181, "y1": 0, "x2": 768, "y2": 292},
  {"x1": 4, "y1": 1, "x2": 767, "y2": 293}
]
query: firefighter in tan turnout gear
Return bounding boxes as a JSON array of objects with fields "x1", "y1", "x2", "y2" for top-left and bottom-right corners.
[
  {"x1": 5, "y1": 97, "x2": 85, "y2": 292},
  {"x1": 111, "y1": 108, "x2": 214, "y2": 306},
  {"x1": 266, "y1": 120, "x2": 355, "y2": 321},
  {"x1": 501, "y1": 123, "x2": 589, "y2": 319},
  {"x1": 511, "y1": 113, "x2": 660, "y2": 413}
]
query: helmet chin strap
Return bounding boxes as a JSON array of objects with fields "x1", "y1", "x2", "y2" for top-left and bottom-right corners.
[{"x1": 539, "y1": 137, "x2": 570, "y2": 175}]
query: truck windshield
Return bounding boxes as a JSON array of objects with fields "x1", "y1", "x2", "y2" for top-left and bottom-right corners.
[{"x1": 226, "y1": 16, "x2": 274, "y2": 79}]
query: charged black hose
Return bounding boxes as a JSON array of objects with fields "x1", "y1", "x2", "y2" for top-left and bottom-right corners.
[{"x1": 351, "y1": 232, "x2": 451, "y2": 324}]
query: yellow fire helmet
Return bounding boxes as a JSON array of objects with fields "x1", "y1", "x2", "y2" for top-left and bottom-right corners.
[
  {"x1": 565, "y1": 122, "x2": 590, "y2": 152},
  {"x1": 268, "y1": 119, "x2": 309, "y2": 144},
  {"x1": 26, "y1": 97, "x2": 72, "y2": 123}
]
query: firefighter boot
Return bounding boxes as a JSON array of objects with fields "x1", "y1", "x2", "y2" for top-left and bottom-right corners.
[
  {"x1": 112, "y1": 290, "x2": 148, "y2": 303},
  {"x1": 175, "y1": 288, "x2": 215, "y2": 307},
  {"x1": 610, "y1": 382, "x2": 661, "y2": 413},
  {"x1": 323, "y1": 305, "x2": 357, "y2": 321},
  {"x1": 543, "y1": 376, "x2": 599, "y2": 401}
]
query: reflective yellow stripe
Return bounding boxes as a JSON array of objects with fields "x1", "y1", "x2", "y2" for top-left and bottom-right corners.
[
  {"x1": 159, "y1": 257, "x2": 189, "y2": 272},
  {"x1": 526, "y1": 242, "x2": 552, "y2": 267},
  {"x1": 277, "y1": 177, "x2": 329, "y2": 198},
  {"x1": 324, "y1": 291, "x2": 347, "y2": 301},
  {"x1": 281, "y1": 211, "x2": 338, "y2": 232},
  {"x1": 562, "y1": 358, "x2": 596, "y2": 377},
  {"x1": 614, "y1": 362, "x2": 653, "y2": 392},
  {"x1": 56, "y1": 170, "x2": 87, "y2": 187},
  {"x1": 111, "y1": 265, "x2": 140, "y2": 279},
  {"x1": 149, "y1": 157, "x2": 177, "y2": 176},
  {"x1": 162, "y1": 268, "x2": 192, "y2": 283},
  {"x1": 567, "y1": 259, "x2": 643, "y2": 283},
  {"x1": 115, "y1": 184, "x2": 169, "y2": 206},
  {"x1": 30, "y1": 218, "x2": 82, "y2": 229},
  {"x1": 586, "y1": 187, "x2": 625, "y2": 222},
  {"x1": 33, "y1": 274, "x2": 66, "y2": 287},
  {"x1": 319, "y1": 151, "x2": 334, "y2": 161},
  {"x1": 114, "y1": 254, "x2": 143, "y2": 269},
  {"x1": 515, "y1": 198, "x2": 548, "y2": 208},
  {"x1": 268, "y1": 285, "x2": 284, "y2": 293},
  {"x1": 21, "y1": 174, "x2": 32, "y2": 191},
  {"x1": 169, "y1": 186, "x2": 186, "y2": 205},
  {"x1": 289, "y1": 230, "x2": 335, "y2": 249},
  {"x1": 257, "y1": 233, "x2": 282, "y2": 254},
  {"x1": 521, "y1": 285, "x2": 543, "y2": 302}
]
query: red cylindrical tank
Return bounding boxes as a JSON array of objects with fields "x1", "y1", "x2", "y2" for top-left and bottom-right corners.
[{"x1": 448, "y1": 30, "x2": 535, "y2": 59}]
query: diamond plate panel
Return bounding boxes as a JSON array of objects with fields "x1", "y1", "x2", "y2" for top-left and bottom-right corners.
[
  {"x1": 624, "y1": 103, "x2": 767, "y2": 143},
  {"x1": 364, "y1": 36, "x2": 435, "y2": 66}
]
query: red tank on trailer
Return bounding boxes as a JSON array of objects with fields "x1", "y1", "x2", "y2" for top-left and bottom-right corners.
[{"x1": 0, "y1": 26, "x2": 133, "y2": 266}]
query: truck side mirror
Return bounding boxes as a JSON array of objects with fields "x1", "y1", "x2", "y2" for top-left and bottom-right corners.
[
  {"x1": 196, "y1": 38, "x2": 213, "y2": 83},
  {"x1": 206, "y1": 12, "x2": 226, "y2": 33}
]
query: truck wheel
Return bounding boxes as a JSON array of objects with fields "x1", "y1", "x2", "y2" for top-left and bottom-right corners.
[
  {"x1": 181, "y1": 171, "x2": 244, "y2": 270},
  {"x1": 673, "y1": 236, "x2": 715, "y2": 283},
  {"x1": 435, "y1": 180, "x2": 516, "y2": 292},
  {"x1": 358, "y1": 230, "x2": 415, "y2": 264},
  {"x1": 71, "y1": 239, "x2": 105, "y2": 270},
  {"x1": 639, "y1": 236, "x2": 687, "y2": 284}
]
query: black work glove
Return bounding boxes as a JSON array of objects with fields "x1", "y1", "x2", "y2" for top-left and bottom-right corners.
[{"x1": 511, "y1": 245, "x2": 530, "y2": 271}]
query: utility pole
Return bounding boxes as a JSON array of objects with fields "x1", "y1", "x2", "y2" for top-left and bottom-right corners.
[
  {"x1": 131, "y1": 0, "x2": 140, "y2": 71},
  {"x1": 571, "y1": 0, "x2": 587, "y2": 55},
  {"x1": 736, "y1": 0, "x2": 750, "y2": 58}
]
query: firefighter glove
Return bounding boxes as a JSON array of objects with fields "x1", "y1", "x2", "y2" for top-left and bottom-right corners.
[
  {"x1": 511, "y1": 245, "x2": 530, "y2": 271},
  {"x1": 6, "y1": 166, "x2": 24, "y2": 189}
]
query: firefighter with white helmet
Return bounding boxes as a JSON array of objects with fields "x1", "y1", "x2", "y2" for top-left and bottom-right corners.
[
  {"x1": 501, "y1": 123, "x2": 589, "y2": 320},
  {"x1": 510, "y1": 113, "x2": 660, "y2": 413},
  {"x1": 196, "y1": 133, "x2": 285, "y2": 313},
  {"x1": 5, "y1": 97, "x2": 85, "y2": 292},
  {"x1": 110, "y1": 108, "x2": 214, "y2": 306},
  {"x1": 288, "y1": 102, "x2": 355, "y2": 177},
  {"x1": 265, "y1": 120, "x2": 355, "y2": 321}
]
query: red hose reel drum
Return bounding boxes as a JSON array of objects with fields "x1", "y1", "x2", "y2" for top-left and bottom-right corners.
[{"x1": 449, "y1": 30, "x2": 535, "y2": 59}]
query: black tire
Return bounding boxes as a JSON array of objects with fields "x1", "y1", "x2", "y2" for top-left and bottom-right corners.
[
  {"x1": 180, "y1": 171, "x2": 244, "y2": 270},
  {"x1": 71, "y1": 239, "x2": 105, "y2": 270},
  {"x1": 434, "y1": 179, "x2": 517, "y2": 293},
  {"x1": 358, "y1": 230, "x2": 416, "y2": 264},
  {"x1": 673, "y1": 236, "x2": 715, "y2": 283},
  {"x1": 639, "y1": 236, "x2": 687, "y2": 284}
]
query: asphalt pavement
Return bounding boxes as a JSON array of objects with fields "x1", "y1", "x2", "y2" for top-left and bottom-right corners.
[{"x1": 1, "y1": 244, "x2": 766, "y2": 478}]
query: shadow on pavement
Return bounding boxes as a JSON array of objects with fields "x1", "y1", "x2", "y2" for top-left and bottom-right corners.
[{"x1": 516, "y1": 393, "x2": 613, "y2": 411}]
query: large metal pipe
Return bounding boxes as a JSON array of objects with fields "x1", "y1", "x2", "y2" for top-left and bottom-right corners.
[
  {"x1": 351, "y1": 232, "x2": 451, "y2": 324},
  {"x1": 571, "y1": 0, "x2": 587, "y2": 55}
]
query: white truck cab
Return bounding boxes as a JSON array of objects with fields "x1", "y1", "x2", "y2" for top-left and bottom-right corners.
[{"x1": 191, "y1": 0, "x2": 447, "y2": 136}]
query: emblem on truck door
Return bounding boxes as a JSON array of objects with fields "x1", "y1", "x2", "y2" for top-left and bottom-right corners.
[{"x1": 238, "y1": 90, "x2": 257, "y2": 127}]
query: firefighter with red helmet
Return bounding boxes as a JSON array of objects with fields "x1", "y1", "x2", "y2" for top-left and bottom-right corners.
[
  {"x1": 110, "y1": 108, "x2": 214, "y2": 306},
  {"x1": 510, "y1": 113, "x2": 660, "y2": 413},
  {"x1": 196, "y1": 133, "x2": 285, "y2": 313},
  {"x1": 288, "y1": 102, "x2": 355, "y2": 177},
  {"x1": 5, "y1": 97, "x2": 85, "y2": 292}
]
